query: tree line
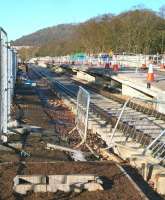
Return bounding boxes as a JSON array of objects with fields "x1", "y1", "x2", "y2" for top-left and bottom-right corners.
[{"x1": 18, "y1": 7, "x2": 165, "y2": 61}]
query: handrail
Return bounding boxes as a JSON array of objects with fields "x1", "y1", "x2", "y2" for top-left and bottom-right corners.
[
  {"x1": 142, "y1": 129, "x2": 165, "y2": 155},
  {"x1": 109, "y1": 97, "x2": 132, "y2": 145}
]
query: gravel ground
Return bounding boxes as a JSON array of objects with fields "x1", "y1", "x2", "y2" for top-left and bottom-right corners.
[
  {"x1": 0, "y1": 161, "x2": 146, "y2": 200},
  {"x1": 0, "y1": 70, "x2": 163, "y2": 200}
]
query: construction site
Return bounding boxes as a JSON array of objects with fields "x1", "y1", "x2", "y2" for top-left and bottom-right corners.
[{"x1": 0, "y1": 26, "x2": 165, "y2": 200}]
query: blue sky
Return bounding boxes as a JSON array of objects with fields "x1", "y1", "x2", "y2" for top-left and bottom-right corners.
[{"x1": 0, "y1": 0, "x2": 164, "y2": 40}]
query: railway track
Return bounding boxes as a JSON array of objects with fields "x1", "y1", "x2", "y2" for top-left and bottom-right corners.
[{"x1": 31, "y1": 66, "x2": 165, "y2": 165}]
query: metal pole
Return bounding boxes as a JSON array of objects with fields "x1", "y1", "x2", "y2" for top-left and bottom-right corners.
[
  {"x1": 109, "y1": 98, "x2": 131, "y2": 144},
  {"x1": 7, "y1": 47, "x2": 12, "y2": 121},
  {"x1": 10, "y1": 49, "x2": 14, "y2": 98},
  {"x1": 13, "y1": 50, "x2": 17, "y2": 84}
]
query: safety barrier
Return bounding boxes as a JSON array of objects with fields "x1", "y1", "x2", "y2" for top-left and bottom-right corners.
[
  {"x1": 76, "y1": 86, "x2": 90, "y2": 144},
  {"x1": 109, "y1": 97, "x2": 165, "y2": 163},
  {"x1": 29, "y1": 53, "x2": 164, "y2": 71}
]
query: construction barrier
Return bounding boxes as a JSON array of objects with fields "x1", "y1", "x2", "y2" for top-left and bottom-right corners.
[
  {"x1": 76, "y1": 86, "x2": 90, "y2": 144},
  {"x1": 147, "y1": 63, "x2": 154, "y2": 82}
]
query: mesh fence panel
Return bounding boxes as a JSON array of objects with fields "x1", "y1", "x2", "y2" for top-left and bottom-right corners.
[{"x1": 76, "y1": 86, "x2": 90, "y2": 142}]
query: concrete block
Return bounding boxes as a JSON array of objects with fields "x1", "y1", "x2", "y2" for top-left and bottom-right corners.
[
  {"x1": 34, "y1": 184, "x2": 47, "y2": 193},
  {"x1": 71, "y1": 183, "x2": 83, "y2": 193},
  {"x1": 15, "y1": 175, "x2": 46, "y2": 184},
  {"x1": 77, "y1": 71, "x2": 95, "y2": 83},
  {"x1": 66, "y1": 175, "x2": 95, "y2": 185},
  {"x1": 49, "y1": 175, "x2": 65, "y2": 185},
  {"x1": 58, "y1": 184, "x2": 70, "y2": 192},
  {"x1": 84, "y1": 182, "x2": 103, "y2": 191},
  {"x1": 47, "y1": 185, "x2": 58, "y2": 193},
  {"x1": 14, "y1": 185, "x2": 32, "y2": 195}
]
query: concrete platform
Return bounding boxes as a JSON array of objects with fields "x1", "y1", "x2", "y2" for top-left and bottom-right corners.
[
  {"x1": 112, "y1": 71, "x2": 165, "y2": 95},
  {"x1": 110, "y1": 71, "x2": 165, "y2": 112},
  {"x1": 74, "y1": 66, "x2": 165, "y2": 114}
]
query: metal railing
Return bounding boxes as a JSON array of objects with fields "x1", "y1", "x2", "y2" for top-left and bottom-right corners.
[
  {"x1": 109, "y1": 97, "x2": 165, "y2": 162},
  {"x1": 31, "y1": 67, "x2": 165, "y2": 162},
  {"x1": 143, "y1": 130, "x2": 165, "y2": 162}
]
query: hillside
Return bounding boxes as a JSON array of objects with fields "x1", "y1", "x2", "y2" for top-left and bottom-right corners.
[
  {"x1": 14, "y1": 24, "x2": 77, "y2": 46},
  {"x1": 14, "y1": 14, "x2": 113, "y2": 47},
  {"x1": 15, "y1": 9, "x2": 165, "y2": 60}
]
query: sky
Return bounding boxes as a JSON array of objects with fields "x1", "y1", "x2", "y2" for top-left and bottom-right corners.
[{"x1": 0, "y1": 0, "x2": 165, "y2": 40}]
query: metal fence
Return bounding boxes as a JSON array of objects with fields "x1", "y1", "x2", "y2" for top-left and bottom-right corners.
[
  {"x1": 109, "y1": 97, "x2": 165, "y2": 163},
  {"x1": 76, "y1": 86, "x2": 90, "y2": 144},
  {"x1": 143, "y1": 130, "x2": 165, "y2": 162},
  {"x1": 0, "y1": 27, "x2": 17, "y2": 139}
]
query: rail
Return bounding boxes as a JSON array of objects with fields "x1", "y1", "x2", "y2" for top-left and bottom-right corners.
[{"x1": 31, "y1": 66, "x2": 165, "y2": 163}]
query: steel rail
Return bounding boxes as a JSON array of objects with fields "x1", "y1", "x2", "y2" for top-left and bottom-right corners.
[{"x1": 31, "y1": 67, "x2": 165, "y2": 163}]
